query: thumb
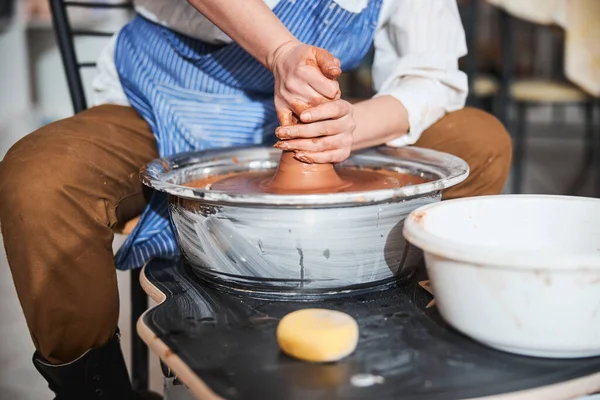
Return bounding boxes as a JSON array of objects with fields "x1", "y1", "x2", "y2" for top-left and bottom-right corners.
[
  {"x1": 277, "y1": 108, "x2": 298, "y2": 126},
  {"x1": 314, "y1": 48, "x2": 342, "y2": 80}
]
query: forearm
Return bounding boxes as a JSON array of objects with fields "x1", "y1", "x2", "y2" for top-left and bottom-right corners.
[
  {"x1": 186, "y1": 0, "x2": 297, "y2": 68},
  {"x1": 351, "y1": 95, "x2": 409, "y2": 150}
]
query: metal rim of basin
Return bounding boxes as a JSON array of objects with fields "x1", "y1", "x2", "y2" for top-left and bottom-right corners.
[{"x1": 140, "y1": 145, "x2": 469, "y2": 207}]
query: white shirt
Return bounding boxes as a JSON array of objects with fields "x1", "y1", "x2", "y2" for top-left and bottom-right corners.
[{"x1": 93, "y1": 0, "x2": 468, "y2": 146}]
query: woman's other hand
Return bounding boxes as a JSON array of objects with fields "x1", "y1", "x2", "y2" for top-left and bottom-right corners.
[{"x1": 274, "y1": 99, "x2": 355, "y2": 164}]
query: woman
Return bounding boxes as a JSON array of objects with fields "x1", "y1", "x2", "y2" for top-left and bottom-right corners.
[{"x1": 0, "y1": 0, "x2": 511, "y2": 398}]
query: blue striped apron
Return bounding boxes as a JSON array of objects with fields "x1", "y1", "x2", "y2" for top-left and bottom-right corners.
[{"x1": 114, "y1": 0, "x2": 384, "y2": 270}]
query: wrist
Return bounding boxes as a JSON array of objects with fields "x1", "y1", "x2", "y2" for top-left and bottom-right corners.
[
  {"x1": 351, "y1": 96, "x2": 410, "y2": 150},
  {"x1": 266, "y1": 38, "x2": 301, "y2": 72}
]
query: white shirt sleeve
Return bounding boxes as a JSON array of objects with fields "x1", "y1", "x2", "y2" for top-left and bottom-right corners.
[{"x1": 372, "y1": 0, "x2": 469, "y2": 147}]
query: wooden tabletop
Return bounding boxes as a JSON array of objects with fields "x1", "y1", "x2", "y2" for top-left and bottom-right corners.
[{"x1": 138, "y1": 259, "x2": 600, "y2": 400}]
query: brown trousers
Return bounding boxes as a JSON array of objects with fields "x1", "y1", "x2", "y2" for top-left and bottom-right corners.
[{"x1": 0, "y1": 105, "x2": 511, "y2": 364}]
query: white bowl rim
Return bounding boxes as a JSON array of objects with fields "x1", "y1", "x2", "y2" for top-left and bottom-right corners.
[{"x1": 402, "y1": 194, "x2": 600, "y2": 270}]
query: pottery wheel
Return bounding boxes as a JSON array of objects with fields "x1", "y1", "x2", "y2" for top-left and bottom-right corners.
[{"x1": 139, "y1": 259, "x2": 600, "y2": 400}]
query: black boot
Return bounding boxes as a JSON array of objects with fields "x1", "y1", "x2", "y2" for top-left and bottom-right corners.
[{"x1": 33, "y1": 331, "x2": 161, "y2": 400}]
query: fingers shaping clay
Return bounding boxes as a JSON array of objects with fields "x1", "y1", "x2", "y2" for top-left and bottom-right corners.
[
  {"x1": 276, "y1": 308, "x2": 359, "y2": 363},
  {"x1": 267, "y1": 47, "x2": 345, "y2": 194},
  {"x1": 184, "y1": 48, "x2": 429, "y2": 195}
]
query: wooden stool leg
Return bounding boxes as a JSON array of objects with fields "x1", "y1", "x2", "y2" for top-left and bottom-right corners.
[
  {"x1": 511, "y1": 102, "x2": 527, "y2": 194},
  {"x1": 130, "y1": 268, "x2": 149, "y2": 391}
]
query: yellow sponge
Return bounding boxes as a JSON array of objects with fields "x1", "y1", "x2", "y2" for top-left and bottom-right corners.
[{"x1": 276, "y1": 308, "x2": 359, "y2": 362}]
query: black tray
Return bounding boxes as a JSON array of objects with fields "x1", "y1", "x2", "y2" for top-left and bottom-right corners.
[{"x1": 141, "y1": 258, "x2": 600, "y2": 400}]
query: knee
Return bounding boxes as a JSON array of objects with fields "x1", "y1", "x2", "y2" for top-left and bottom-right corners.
[
  {"x1": 471, "y1": 108, "x2": 511, "y2": 160},
  {"x1": 0, "y1": 136, "x2": 46, "y2": 220},
  {"x1": 0, "y1": 119, "x2": 115, "y2": 227},
  {"x1": 440, "y1": 108, "x2": 513, "y2": 198},
  {"x1": 453, "y1": 107, "x2": 512, "y2": 162},
  {"x1": 466, "y1": 108, "x2": 512, "y2": 187},
  {"x1": 0, "y1": 131, "x2": 75, "y2": 226}
]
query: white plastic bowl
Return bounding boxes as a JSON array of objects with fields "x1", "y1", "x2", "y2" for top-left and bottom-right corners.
[{"x1": 403, "y1": 195, "x2": 600, "y2": 358}]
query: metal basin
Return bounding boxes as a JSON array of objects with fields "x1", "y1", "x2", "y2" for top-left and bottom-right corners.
[{"x1": 141, "y1": 146, "x2": 469, "y2": 297}]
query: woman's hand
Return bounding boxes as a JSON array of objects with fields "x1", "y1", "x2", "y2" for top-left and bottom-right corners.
[
  {"x1": 266, "y1": 39, "x2": 352, "y2": 163},
  {"x1": 274, "y1": 99, "x2": 356, "y2": 164},
  {"x1": 267, "y1": 41, "x2": 342, "y2": 126}
]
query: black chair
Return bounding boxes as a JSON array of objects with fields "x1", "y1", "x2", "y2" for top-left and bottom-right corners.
[
  {"x1": 48, "y1": 0, "x2": 149, "y2": 392},
  {"x1": 496, "y1": 9, "x2": 597, "y2": 195},
  {"x1": 459, "y1": 0, "x2": 500, "y2": 113},
  {"x1": 0, "y1": 0, "x2": 16, "y2": 32}
]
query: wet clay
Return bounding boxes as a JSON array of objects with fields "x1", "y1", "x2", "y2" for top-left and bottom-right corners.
[
  {"x1": 185, "y1": 162, "x2": 429, "y2": 195},
  {"x1": 266, "y1": 151, "x2": 349, "y2": 193}
]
